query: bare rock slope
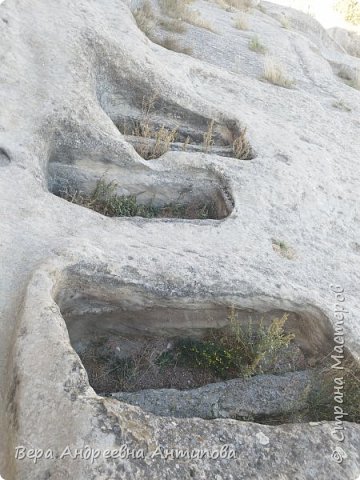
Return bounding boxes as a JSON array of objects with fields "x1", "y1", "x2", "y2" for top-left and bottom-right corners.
[{"x1": 0, "y1": 0, "x2": 360, "y2": 479}]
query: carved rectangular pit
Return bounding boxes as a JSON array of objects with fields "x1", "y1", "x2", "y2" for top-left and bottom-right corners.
[
  {"x1": 60, "y1": 296, "x2": 318, "y2": 396},
  {"x1": 56, "y1": 279, "x2": 359, "y2": 423},
  {"x1": 48, "y1": 160, "x2": 234, "y2": 220}
]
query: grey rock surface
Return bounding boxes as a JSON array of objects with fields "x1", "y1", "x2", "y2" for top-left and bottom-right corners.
[
  {"x1": 0, "y1": 0, "x2": 360, "y2": 479},
  {"x1": 328, "y1": 26, "x2": 360, "y2": 57},
  {"x1": 112, "y1": 370, "x2": 313, "y2": 419}
]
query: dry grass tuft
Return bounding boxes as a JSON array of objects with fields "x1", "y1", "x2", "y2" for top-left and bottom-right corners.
[
  {"x1": 141, "y1": 125, "x2": 178, "y2": 159},
  {"x1": 159, "y1": 0, "x2": 215, "y2": 31},
  {"x1": 203, "y1": 120, "x2": 253, "y2": 160},
  {"x1": 133, "y1": 1, "x2": 157, "y2": 39},
  {"x1": 189, "y1": 17, "x2": 215, "y2": 31},
  {"x1": 248, "y1": 35, "x2": 267, "y2": 54},
  {"x1": 159, "y1": 0, "x2": 194, "y2": 17},
  {"x1": 263, "y1": 56, "x2": 295, "y2": 88},
  {"x1": 233, "y1": 14, "x2": 249, "y2": 30},
  {"x1": 305, "y1": 357, "x2": 360, "y2": 423},
  {"x1": 122, "y1": 96, "x2": 254, "y2": 162},
  {"x1": 213, "y1": 0, "x2": 232, "y2": 9},
  {"x1": 203, "y1": 120, "x2": 215, "y2": 153},
  {"x1": 233, "y1": 128, "x2": 253, "y2": 160},
  {"x1": 133, "y1": 3, "x2": 193, "y2": 55},
  {"x1": 220, "y1": 0, "x2": 254, "y2": 11},
  {"x1": 158, "y1": 17, "x2": 187, "y2": 33},
  {"x1": 280, "y1": 14, "x2": 291, "y2": 29},
  {"x1": 133, "y1": 123, "x2": 178, "y2": 160},
  {"x1": 121, "y1": 94, "x2": 179, "y2": 160},
  {"x1": 132, "y1": 1, "x2": 194, "y2": 50}
]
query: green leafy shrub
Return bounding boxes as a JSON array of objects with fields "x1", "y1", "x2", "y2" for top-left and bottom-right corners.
[
  {"x1": 166, "y1": 308, "x2": 295, "y2": 378},
  {"x1": 222, "y1": 308, "x2": 295, "y2": 376},
  {"x1": 176, "y1": 338, "x2": 239, "y2": 376}
]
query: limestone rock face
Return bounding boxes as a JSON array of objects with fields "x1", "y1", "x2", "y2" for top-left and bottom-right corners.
[
  {"x1": 247, "y1": 0, "x2": 260, "y2": 6},
  {"x1": 0, "y1": 0, "x2": 360, "y2": 479},
  {"x1": 328, "y1": 26, "x2": 360, "y2": 57},
  {"x1": 112, "y1": 371, "x2": 313, "y2": 419}
]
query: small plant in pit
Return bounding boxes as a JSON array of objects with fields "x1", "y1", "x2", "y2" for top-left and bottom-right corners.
[
  {"x1": 333, "y1": 99, "x2": 352, "y2": 112},
  {"x1": 59, "y1": 179, "x2": 214, "y2": 219},
  {"x1": 158, "y1": 308, "x2": 295, "y2": 378},
  {"x1": 233, "y1": 128, "x2": 253, "y2": 160},
  {"x1": 248, "y1": 36, "x2": 267, "y2": 54},
  {"x1": 121, "y1": 95, "x2": 254, "y2": 161},
  {"x1": 202, "y1": 119, "x2": 253, "y2": 160},
  {"x1": 272, "y1": 239, "x2": 296, "y2": 259},
  {"x1": 224, "y1": 307, "x2": 295, "y2": 376},
  {"x1": 61, "y1": 180, "x2": 157, "y2": 218},
  {"x1": 121, "y1": 94, "x2": 179, "y2": 160},
  {"x1": 303, "y1": 357, "x2": 360, "y2": 423},
  {"x1": 203, "y1": 119, "x2": 215, "y2": 153},
  {"x1": 156, "y1": 36, "x2": 193, "y2": 55}
]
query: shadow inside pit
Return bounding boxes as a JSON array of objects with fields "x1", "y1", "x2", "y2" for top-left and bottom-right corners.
[
  {"x1": 97, "y1": 80, "x2": 255, "y2": 161},
  {"x1": 53, "y1": 275, "x2": 360, "y2": 425},
  {"x1": 58, "y1": 280, "x2": 329, "y2": 394},
  {"x1": 46, "y1": 124, "x2": 234, "y2": 221},
  {"x1": 0, "y1": 148, "x2": 11, "y2": 167}
]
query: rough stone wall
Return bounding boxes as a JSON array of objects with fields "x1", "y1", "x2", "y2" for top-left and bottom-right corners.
[{"x1": 0, "y1": 0, "x2": 360, "y2": 478}]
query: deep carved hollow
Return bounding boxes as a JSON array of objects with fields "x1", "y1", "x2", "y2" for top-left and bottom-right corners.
[
  {"x1": 54, "y1": 275, "x2": 347, "y2": 423},
  {"x1": 47, "y1": 159, "x2": 234, "y2": 220},
  {"x1": 65, "y1": 305, "x2": 309, "y2": 393},
  {"x1": 116, "y1": 117, "x2": 254, "y2": 161},
  {"x1": 97, "y1": 78, "x2": 255, "y2": 161},
  {"x1": 51, "y1": 270, "x2": 359, "y2": 424}
]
